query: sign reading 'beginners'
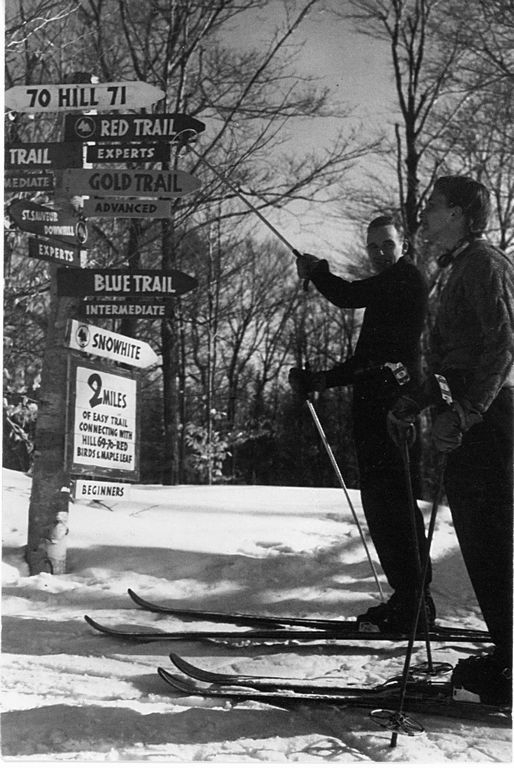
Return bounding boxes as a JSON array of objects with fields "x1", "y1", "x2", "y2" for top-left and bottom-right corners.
[{"x1": 68, "y1": 361, "x2": 139, "y2": 480}]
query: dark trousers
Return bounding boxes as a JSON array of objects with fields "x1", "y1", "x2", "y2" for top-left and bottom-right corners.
[
  {"x1": 352, "y1": 388, "x2": 431, "y2": 596},
  {"x1": 445, "y1": 387, "x2": 513, "y2": 659}
]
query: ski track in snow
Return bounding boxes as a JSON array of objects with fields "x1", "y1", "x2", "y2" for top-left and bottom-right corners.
[{"x1": 1, "y1": 468, "x2": 511, "y2": 763}]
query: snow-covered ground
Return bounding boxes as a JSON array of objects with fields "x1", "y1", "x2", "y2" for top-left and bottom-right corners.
[{"x1": 1, "y1": 467, "x2": 511, "y2": 763}]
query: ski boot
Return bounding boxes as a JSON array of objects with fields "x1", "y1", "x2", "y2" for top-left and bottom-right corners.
[
  {"x1": 356, "y1": 591, "x2": 436, "y2": 634},
  {"x1": 452, "y1": 650, "x2": 512, "y2": 706}
]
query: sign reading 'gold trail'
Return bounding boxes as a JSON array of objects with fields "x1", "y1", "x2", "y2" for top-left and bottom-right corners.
[{"x1": 61, "y1": 169, "x2": 201, "y2": 198}]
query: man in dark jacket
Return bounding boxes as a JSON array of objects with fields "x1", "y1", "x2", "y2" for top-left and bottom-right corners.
[
  {"x1": 290, "y1": 215, "x2": 430, "y2": 632},
  {"x1": 388, "y1": 176, "x2": 514, "y2": 706}
]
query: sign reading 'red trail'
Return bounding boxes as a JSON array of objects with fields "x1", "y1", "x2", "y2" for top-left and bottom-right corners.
[{"x1": 63, "y1": 113, "x2": 205, "y2": 142}]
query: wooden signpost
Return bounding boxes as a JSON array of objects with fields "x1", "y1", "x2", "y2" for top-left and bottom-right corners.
[
  {"x1": 86, "y1": 143, "x2": 170, "y2": 163},
  {"x1": 60, "y1": 169, "x2": 201, "y2": 198},
  {"x1": 5, "y1": 81, "x2": 165, "y2": 113},
  {"x1": 28, "y1": 237, "x2": 86, "y2": 267},
  {"x1": 57, "y1": 268, "x2": 198, "y2": 298},
  {"x1": 67, "y1": 319, "x2": 159, "y2": 368},
  {"x1": 9, "y1": 200, "x2": 88, "y2": 244},
  {"x1": 5, "y1": 170, "x2": 54, "y2": 192},
  {"x1": 63, "y1": 113, "x2": 205, "y2": 142},
  {"x1": 6, "y1": 142, "x2": 83, "y2": 169},
  {"x1": 82, "y1": 198, "x2": 171, "y2": 218}
]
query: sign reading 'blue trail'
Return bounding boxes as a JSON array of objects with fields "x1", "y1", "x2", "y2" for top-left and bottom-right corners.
[{"x1": 57, "y1": 268, "x2": 198, "y2": 298}]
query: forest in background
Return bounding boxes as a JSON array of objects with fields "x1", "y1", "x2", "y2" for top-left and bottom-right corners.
[{"x1": 4, "y1": 0, "x2": 514, "y2": 496}]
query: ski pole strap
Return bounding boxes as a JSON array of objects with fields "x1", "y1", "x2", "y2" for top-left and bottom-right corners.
[
  {"x1": 433, "y1": 374, "x2": 453, "y2": 405},
  {"x1": 383, "y1": 362, "x2": 410, "y2": 386}
]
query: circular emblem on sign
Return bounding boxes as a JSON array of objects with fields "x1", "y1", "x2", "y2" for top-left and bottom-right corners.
[
  {"x1": 75, "y1": 323, "x2": 90, "y2": 348},
  {"x1": 75, "y1": 220, "x2": 88, "y2": 244},
  {"x1": 73, "y1": 115, "x2": 96, "y2": 139}
]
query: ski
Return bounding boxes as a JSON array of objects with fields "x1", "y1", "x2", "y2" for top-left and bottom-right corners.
[
  {"x1": 158, "y1": 667, "x2": 511, "y2": 725},
  {"x1": 84, "y1": 614, "x2": 491, "y2": 644},
  {"x1": 127, "y1": 589, "x2": 490, "y2": 642},
  {"x1": 168, "y1": 651, "x2": 407, "y2": 693}
]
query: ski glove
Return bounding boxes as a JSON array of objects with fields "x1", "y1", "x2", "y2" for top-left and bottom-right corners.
[
  {"x1": 387, "y1": 395, "x2": 420, "y2": 448},
  {"x1": 293, "y1": 251, "x2": 325, "y2": 280},
  {"x1": 289, "y1": 368, "x2": 327, "y2": 399},
  {"x1": 432, "y1": 400, "x2": 482, "y2": 453}
]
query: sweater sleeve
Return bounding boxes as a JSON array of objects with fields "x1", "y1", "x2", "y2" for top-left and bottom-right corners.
[
  {"x1": 461, "y1": 256, "x2": 514, "y2": 412},
  {"x1": 309, "y1": 261, "x2": 380, "y2": 308}
]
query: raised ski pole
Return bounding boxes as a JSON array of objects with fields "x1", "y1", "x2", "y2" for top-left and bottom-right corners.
[
  {"x1": 389, "y1": 455, "x2": 448, "y2": 747},
  {"x1": 189, "y1": 147, "x2": 384, "y2": 598},
  {"x1": 189, "y1": 147, "x2": 297, "y2": 253},
  {"x1": 305, "y1": 395, "x2": 385, "y2": 602}
]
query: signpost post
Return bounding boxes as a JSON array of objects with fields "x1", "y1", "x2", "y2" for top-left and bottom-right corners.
[
  {"x1": 5, "y1": 81, "x2": 165, "y2": 112},
  {"x1": 60, "y1": 169, "x2": 201, "y2": 198}
]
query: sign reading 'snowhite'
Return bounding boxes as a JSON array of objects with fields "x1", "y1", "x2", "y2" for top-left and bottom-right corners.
[
  {"x1": 69, "y1": 362, "x2": 139, "y2": 480},
  {"x1": 67, "y1": 319, "x2": 159, "y2": 368}
]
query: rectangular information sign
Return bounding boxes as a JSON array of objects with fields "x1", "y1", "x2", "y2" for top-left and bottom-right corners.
[
  {"x1": 61, "y1": 168, "x2": 201, "y2": 198},
  {"x1": 80, "y1": 299, "x2": 172, "y2": 319},
  {"x1": 5, "y1": 170, "x2": 54, "y2": 192},
  {"x1": 86, "y1": 143, "x2": 170, "y2": 163},
  {"x1": 71, "y1": 478, "x2": 133, "y2": 502},
  {"x1": 6, "y1": 142, "x2": 83, "y2": 169},
  {"x1": 28, "y1": 237, "x2": 86, "y2": 267},
  {"x1": 82, "y1": 198, "x2": 171, "y2": 218},
  {"x1": 67, "y1": 359, "x2": 139, "y2": 480}
]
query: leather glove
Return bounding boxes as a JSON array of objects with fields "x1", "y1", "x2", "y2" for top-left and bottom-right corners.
[
  {"x1": 432, "y1": 400, "x2": 482, "y2": 453},
  {"x1": 293, "y1": 251, "x2": 323, "y2": 280},
  {"x1": 288, "y1": 368, "x2": 326, "y2": 399},
  {"x1": 387, "y1": 395, "x2": 420, "y2": 448}
]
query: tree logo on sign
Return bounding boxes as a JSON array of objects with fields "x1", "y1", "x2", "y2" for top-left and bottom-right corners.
[
  {"x1": 75, "y1": 324, "x2": 90, "y2": 348},
  {"x1": 76, "y1": 220, "x2": 88, "y2": 244},
  {"x1": 72, "y1": 116, "x2": 96, "y2": 139}
]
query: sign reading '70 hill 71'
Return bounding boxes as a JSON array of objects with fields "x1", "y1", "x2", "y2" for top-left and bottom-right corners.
[{"x1": 5, "y1": 81, "x2": 164, "y2": 113}]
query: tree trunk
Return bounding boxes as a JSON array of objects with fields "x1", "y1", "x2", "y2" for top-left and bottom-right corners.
[{"x1": 26, "y1": 268, "x2": 77, "y2": 574}]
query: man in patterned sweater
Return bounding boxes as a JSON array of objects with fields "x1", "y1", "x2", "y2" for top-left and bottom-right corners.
[{"x1": 389, "y1": 176, "x2": 514, "y2": 706}]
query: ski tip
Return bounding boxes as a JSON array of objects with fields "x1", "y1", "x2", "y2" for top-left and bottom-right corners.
[{"x1": 84, "y1": 615, "x2": 98, "y2": 630}]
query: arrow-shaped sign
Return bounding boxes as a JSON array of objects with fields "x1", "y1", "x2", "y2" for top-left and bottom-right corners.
[
  {"x1": 5, "y1": 81, "x2": 165, "y2": 113},
  {"x1": 9, "y1": 199, "x2": 88, "y2": 244},
  {"x1": 60, "y1": 169, "x2": 201, "y2": 199},
  {"x1": 63, "y1": 112, "x2": 205, "y2": 142},
  {"x1": 57, "y1": 268, "x2": 198, "y2": 298},
  {"x1": 67, "y1": 319, "x2": 159, "y2": 368}
]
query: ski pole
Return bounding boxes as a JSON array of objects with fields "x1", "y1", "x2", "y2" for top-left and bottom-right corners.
[
  {"x1": 398, "y1": 436, "x2": 434, "y2": 669},
  {"x1": 305, "y1": 396, "x2": 385, "y2": 602},
  {"x1": 188, "y1": 146, "x2": 297, "y2": 252},
  {"x1": 390, "y1": 455, "x2": 447, "y2": 748}
]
